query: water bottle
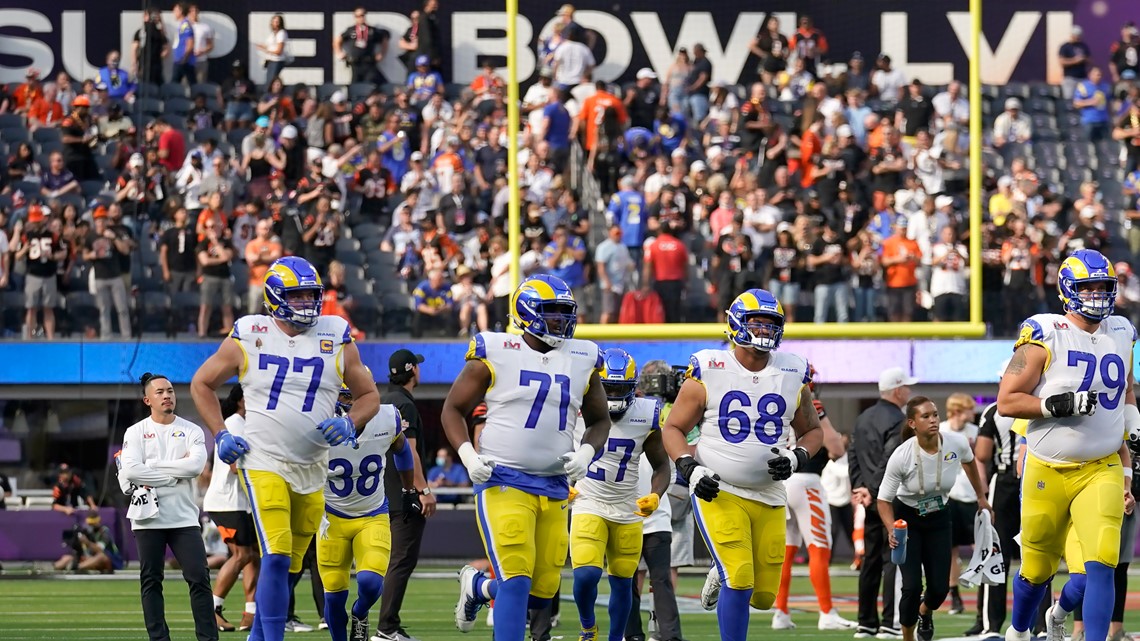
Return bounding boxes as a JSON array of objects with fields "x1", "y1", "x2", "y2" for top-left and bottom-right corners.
[{"x1": 891, "y1": 519, "x2": 908, "y2": 565}]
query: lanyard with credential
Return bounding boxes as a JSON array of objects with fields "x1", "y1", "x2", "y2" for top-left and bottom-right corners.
[{"x1": 914, "y1": 435, "x2": 943, "y2": 497}]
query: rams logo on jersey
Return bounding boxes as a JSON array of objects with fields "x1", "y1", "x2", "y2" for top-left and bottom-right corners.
[
  {"x1": 320, "y1": 340, "x2": 334, "y2": 354},
  {"x1": 944, "y1": 452, "x2": 958, "y2": 462}
]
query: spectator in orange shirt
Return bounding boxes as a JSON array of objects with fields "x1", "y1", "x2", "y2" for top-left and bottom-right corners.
[
  {"x1": 243, "y1": 218, "x2": 282, "y2": 314},
  {"x1": 794, "y1": 113, "x2": 824, "y2": 187},
  {"x1": 574, "y1": 80, "x2": 627, "y2": 153},
  {"x1": 470, "y1": 60, "x2": 504, "y2": 110},
  {"x1": 12, "y1": 69, "x2": 43, "y2": 114},
  {"x1": 27, "y1": 83, "x2": 64, "y2": 130},
  {"x1": 197, "y1": 190, "x2": 230, "y2": 241},
  {"x1": 880, "y1": 216, "x2": 921, "y2": 322}
]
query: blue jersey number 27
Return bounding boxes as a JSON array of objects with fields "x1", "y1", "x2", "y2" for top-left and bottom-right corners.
[
  {"x1": 519, "y1": 370, "x2": 571, "y2": 430},
  {"x1": 1067, "y1": 350, "x2": 1127, "y2": 410},
  {"x1": 259, "y1": 354, "x2": 324, "y2": 412}
]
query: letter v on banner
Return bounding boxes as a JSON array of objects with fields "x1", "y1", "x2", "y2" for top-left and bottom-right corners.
[
  {"x1": 631, "y1": 11, "x2": 764, "y2": 85},
  {"x1": 947, "y1": 11, "x2": 1041, "y2": 85}
]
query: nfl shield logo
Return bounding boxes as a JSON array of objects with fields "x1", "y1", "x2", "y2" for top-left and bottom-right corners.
[{"x1": 1037, "y1": 481, "x2": 1045, "y2": 490}]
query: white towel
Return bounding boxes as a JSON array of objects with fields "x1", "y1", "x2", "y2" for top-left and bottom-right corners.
[
  {"x1": 127, "y1": 486, "x2": 159, "y2": 521},
  {"x1": 960, "y1": 509, "x2": 1006, "y2": 587}
]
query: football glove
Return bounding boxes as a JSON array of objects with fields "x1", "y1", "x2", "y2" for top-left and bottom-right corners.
[
  {"x1": 558, "y1": 445, "x2": 596, "y2": 483},
  {"x1": 401, "y1": 488, "x2": 423, "y2": 518},
  {"x1": 634, "y1": 493, "x2": 660, "y2": 517},
  {"x1": 458, "y1": 442, "x2": 497, "y2": 484},
  {"x1": 768, "y1": 447, "x2": 809, "y2": 481},
  {"x1": 316, "y1": 415, "x2": 356, "y2": 446},
  {"x1": 215, "y1": 429, "x2": 250, "y2": 464},
  {"x1": 1042, "y1": 390, "x2": 1097, "y2": 418},
  {"x1": 676, "y1": 455, "x2": 720, "y2": 502}
]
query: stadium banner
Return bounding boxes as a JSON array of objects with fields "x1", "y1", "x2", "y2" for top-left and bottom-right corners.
[
  {"x1": 0, "y1": 0, "x2": 1126, "y2": 87},
  {"x1": 0, "y1": 338, "x2": 1065, "y2": 386}
]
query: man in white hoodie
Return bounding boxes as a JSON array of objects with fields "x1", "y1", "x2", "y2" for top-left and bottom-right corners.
[{"x1": 118, "y1": 372, "x2": 215, "y2": 641}]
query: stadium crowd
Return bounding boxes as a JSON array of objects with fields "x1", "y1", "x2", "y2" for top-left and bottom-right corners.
[{"x1": 0, "y1": 6, "x2": 1139, "y2": 340}]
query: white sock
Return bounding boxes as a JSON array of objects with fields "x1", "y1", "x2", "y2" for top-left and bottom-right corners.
[
  {"x1": 1052, "y1": 603, "x2": 1071, "y2": 619},
  {"x1": 245, "y1": 602, "x2": 257, "y2": 614},
  {"x1": 213, "y1": 595, "x2": 225, "y2": 609},
  {"x1": 479, "y1": 577, "x2": 493, "y2": 600}
]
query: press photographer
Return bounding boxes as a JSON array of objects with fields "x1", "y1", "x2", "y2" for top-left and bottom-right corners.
[{"x1": 54, "y1": 511, "x2": 124, "y2": 573}]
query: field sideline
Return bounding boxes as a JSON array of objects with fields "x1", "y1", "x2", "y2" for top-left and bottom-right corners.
[{"x1": 8, "y1": 566, "x2": 1140, "y2": 641}]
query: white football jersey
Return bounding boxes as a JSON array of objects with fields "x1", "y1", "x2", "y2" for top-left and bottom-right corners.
[
  {"x1": 1015, "y1": 313, "x2": 1136, "y2": 464},
  {"x1": 470, "y1": 332, "x2": 601, "y2": 475},
  {"x1": 203, "y1": 413, "x2": 249, "y2": 513},
  {"x1": 575, "y1": 397, "x2": 661, "y2": 524},
  {"x1": 232, "y1": 314, "x2": 353, "y2": 468},
  {"x1": 324, "y1": 405, "x2": 402, "y2": 518},
  {"x1": 690, "y1": 348, "x2": 810, "y2": 506}
]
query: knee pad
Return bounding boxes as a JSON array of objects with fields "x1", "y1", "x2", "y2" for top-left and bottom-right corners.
[
  {"x1": 606, "y1": 526, "x2": 642, "y2": 578},
  {"x1": 750, "y1": 590, "x2": 776, "y2": 610}
]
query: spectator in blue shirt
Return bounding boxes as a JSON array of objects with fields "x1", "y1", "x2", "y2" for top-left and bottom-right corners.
[
  {"x1": 378, "y1": 113, "x2": 411, "y2": 182},
  {"x1": 427, "y1": 448, "x2": 471, "y2": 504},
  {"x1": 411, "y1": 267, "x2": 455, "y2": 337},
  {"x1": 543, "y1": 226, "x2": 588, "y2": 309},
  {"x1": 98, "y1": 51, "x2": 136, "y2": 101},
  {"x1": 540, "y1": 89, "x2": 572, "y2": 171},
  {"x1": 1074, "y1": 67, "x2": 1112, "y2": 142},
  {"x1": 406, "y1": 55, "x2": 444, "y2": 107},
  {"x1": 171, "y1": 2, "x2": 197, "y2": 86},
  {"x1": 653, "y1": 105, "x2": 687, "y2": 156},
  {"x1": 606, "y1": 175, "x2": 649, "y2": 262}
]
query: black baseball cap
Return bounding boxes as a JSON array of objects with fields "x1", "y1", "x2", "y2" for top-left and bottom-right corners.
[{"x1": 388, "y1": 349, "x2": 425, "y2": 376}]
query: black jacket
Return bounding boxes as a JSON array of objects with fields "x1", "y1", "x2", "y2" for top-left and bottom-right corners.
[
  {"x1": 383, "y1": 384, "x2": 425, "y2": 513},
  {"x1": 848, "y1": 398, "x2": 905, "y2": 498}
]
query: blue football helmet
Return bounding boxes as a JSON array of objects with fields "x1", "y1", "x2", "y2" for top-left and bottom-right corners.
[
  {"x1": 1057, "y1": 249, "x2": 1117, "y2": 321},
  {"x1": 726, "y1": 289, "x2": 785, "y2": 352},
  {"x1": 263, "y1": 257, "x2": 325, "y2": 329},
  {"x1": 600, "y1": 348, "x2": 638, "y2": 416},
  {"x1": 509, "y1": 274, "x2": 578, "y2": 347}
]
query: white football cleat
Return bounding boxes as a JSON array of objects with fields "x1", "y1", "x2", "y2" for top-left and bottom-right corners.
[
  {"x1": 455, "y1": 565, "x2": 483, "y2": 633},
  {"x1": 1005, "y1": 626, "x2": 1032, "y2": 641},
  {"x1": 819, "y1": 610, "x2": 858, "y2": 631},
  {"x1": 699, "y1": 566, "x2": 721, "y2": 611},
  {"x1": 772, "y1": 610, "x2": 796, "y2": 630},
  {"x1": 1043, "y1": 605, "x2": 1066, "y2": 641}
]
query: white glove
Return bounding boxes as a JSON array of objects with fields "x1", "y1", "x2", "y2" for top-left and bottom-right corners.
[
  {"x1": 1125, "y1": 404, "x2": 1140, "y2": 443},
  {"x1": 559, "y1": 444, "x2": 596, "y2": 483},
  {"x1": 458, "y1": 442, "x2": 497, "y2": 484}
]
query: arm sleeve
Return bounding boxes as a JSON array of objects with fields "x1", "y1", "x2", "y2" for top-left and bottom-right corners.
[
  {"x1": 119, "y1": 426, "x2": 178, "y2": 486},
  {"x1": 848, "y1": 429, "x2": 864, "y2": 489},
  {"x1": 150, "y1": 428, "x2": 209, "y2": 479}
]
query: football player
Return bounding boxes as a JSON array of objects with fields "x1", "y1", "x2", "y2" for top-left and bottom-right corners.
[
  {"x1": 663, "y1": 289, "x2": 824, "y2": 641},
  {"x1": 442, "y1": 275, "x2": 612, "y2": 641},
  {"x1": 569, "y1": 349, "x2": 672, "y2": 641},
  {"x1": 998, "y1": 249, "x2": 1140, "y2": 641},
  {"x1": 190, "y1": 256, "x2": 380, "y2": 641},
  {"x1": 317, "y1": 380, "x2": 423, "y2": 641}
]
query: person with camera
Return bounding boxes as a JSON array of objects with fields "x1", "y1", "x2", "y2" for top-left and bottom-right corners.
[
  {"x1": 84, "y1": 207, "x2": 133, "y2": 339},
  {"x1": 335, "y1": 7, "x2": 389, "y2": 84},
  {"x1": 54, "y1": 510, "x2": 124, "y2": 573},
  {"x1": 117, "y1": 372, "x2": 215, "y2": 641}
]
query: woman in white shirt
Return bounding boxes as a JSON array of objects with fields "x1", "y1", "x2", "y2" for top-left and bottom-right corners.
[
  {"x1": 878, "y1": 396, "x2": 990, "y2": 641},
  {"x1": 203, "y1": 384, "x2": 258, "y2": 633},
  {"x1": 256, "y1": 13, "x2": 289, "y2": 84},
  {"x1": 118, "y1": 372, "x2": 214, "y2": 641}
]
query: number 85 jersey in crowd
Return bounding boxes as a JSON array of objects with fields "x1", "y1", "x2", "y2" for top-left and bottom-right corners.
[
  {"x1": 232, "y1": 315, "x2": 353, "y2": 474},
  {"x1": 1014, "y1": 312, "x2": 1137, "y2": 465},
  {"x1": 324, "y1": 405, "x2": 402, "y2": 518},
  {"x1": 468, "y1": 332, "x2": 601, "y2": 477},
  {"x1": 689, "y1": 348, "x2": 810, "y2": 506},
  {"x1": 574, "y1": 397, "x2": 662, "y2": 524}
]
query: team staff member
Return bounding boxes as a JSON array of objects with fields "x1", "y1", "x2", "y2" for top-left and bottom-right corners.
[
  {"x1": 967, "y1": 363, "x2": 1020, "y2": 637},
  {"x1": 376, "y1": 349, "x2": 436, "y2": 641},
  {"x1": 878, "y1": 396, "x2": 991, "y2": 641},
  {"x1": 203, "y1": 384, "x2": 259, "y2": 633},
  {"x1": 118, "y1": 372, "x2": 216, "y2": 641},
  {"x1": 850, "y1": 367, "x2": 916, "y2": 637},
  {"x1": 940, "y1": 393, "x2": 979, "y2": 615}
]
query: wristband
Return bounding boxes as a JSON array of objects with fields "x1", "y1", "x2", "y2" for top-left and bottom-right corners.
[
  {"x1": 1125, "y1": 405, "x2": 1140, "y2": 440},
  {"x1": 1040, "y1": 397, "x2": 1053, "y2": 419},
  {"x1": 1125, "y1": 467, "x2": 1134, "y2": 482}
]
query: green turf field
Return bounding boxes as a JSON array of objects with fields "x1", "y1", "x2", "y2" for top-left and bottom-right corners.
[{"x1": 0, "y1": 567, "x2": 1073, "y2": 641}]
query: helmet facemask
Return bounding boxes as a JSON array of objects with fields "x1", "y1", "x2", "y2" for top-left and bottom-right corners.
[
  {"x1": 602, "y1": 378, "x2": 637, "y2": 416},
  {"x1": 1064, "y1": 277, "x2": 1117, "y2": 321},
  {"x1": 732, "y1": 312, "x2": 784, "y2": 352}
]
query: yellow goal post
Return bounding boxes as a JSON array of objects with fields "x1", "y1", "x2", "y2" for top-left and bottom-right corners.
[{"x1": 504, "y1": 0, "x2": 987, "y2": 340}]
